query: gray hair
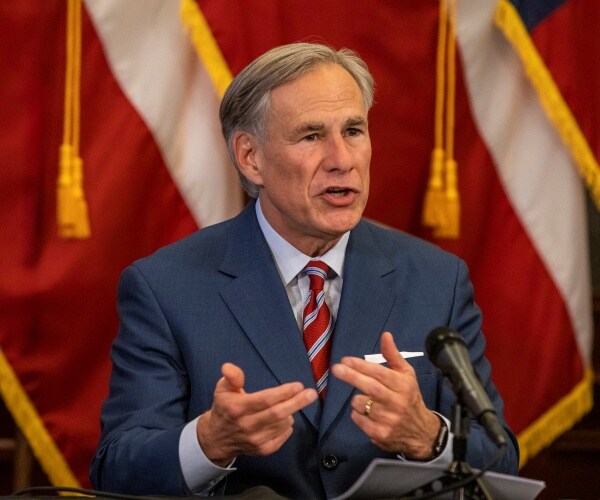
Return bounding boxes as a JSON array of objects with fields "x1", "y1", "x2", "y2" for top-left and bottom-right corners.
[{"x1": 219, "y1": 42, "x2": 375, "y2": 198}]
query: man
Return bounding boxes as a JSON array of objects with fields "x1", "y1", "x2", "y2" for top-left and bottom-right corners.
[{"x1": 90, "y1": 43, "x2": 519, "y2": 498}]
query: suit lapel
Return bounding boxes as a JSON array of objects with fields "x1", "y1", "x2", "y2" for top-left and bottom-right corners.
[
  {"x1": 216, "y1": 208, "x2": 400, "y2": 432},
  {"x1": 320, "y1": 221, "x2": 398, "y2": 435},
  {"x1": 217, "y1": 203, "x2": 321, "y2": 427}
]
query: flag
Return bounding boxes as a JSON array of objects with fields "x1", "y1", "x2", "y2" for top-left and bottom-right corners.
[
  {"x1": 494, "y1": 0, "x2": 600, "y2": 211},
  {"x1": 0, "y1": 0, "x2": 242, "y2": 488},
  {"x1": 463, "y1": 0, "x2": 596, "y2": 464},
  {"x1": 0, "y1": 0, "x2": 594, "y2": 488}
]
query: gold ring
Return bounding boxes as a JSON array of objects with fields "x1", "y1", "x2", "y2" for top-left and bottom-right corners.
[{"x1": 364, "y1": 398, "x2": 373, "y2": 417}]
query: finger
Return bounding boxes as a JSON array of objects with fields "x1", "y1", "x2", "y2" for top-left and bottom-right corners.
[
  {"x1": 331, "y1": 360, "x2": 389, "y2": 397},
  {"x1": 245, "y1": 425, "x2": 296, "y2": 457},
  {"x1": 218, "y1": 387, "x2": 317, "y2": 450},
  {"x1": 380, "y1": 331, "x2": 412, "y2": 372},
  {"x1": 333, "y1": 333, "x2": 411, "y2": 384},
  {"x1": 216, "y1": 377, "x2": 318, "y2": 420},
  {"x1": 245, "y1": 385, "x2": 318, "y2": 417},
  {"x1": 217, "y1": 362, "x2": 313, "y2": 407},
  {"x1": 350, "y1": 394, "x2": 375, "y2": 418},
  {"x1": 347, "y1": 399, "x2": 382, "y2": 440},
  {"x1": 332, "y1": 353, "x2": 415, "y2": 399},
  {"x1": 220, "y1": 362, "x2": 245, "y2": 393},
  {"x1": 235, "y1": 417, "x2": 297, "y2": 458},
  {"x1": 350, "y1": 393, "x2": 404, "y2": 430}
]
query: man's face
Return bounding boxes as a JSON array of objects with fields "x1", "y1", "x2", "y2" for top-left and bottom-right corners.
[{"x1": 249, "y1": 63, "x2": 371, "y2": 256}]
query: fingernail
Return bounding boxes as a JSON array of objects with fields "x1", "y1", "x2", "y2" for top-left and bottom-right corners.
[{"x1": 332, "y1": 364, "x2": 346, "y2": 376}]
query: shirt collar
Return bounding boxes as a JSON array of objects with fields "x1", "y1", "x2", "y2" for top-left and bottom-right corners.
[{"x1": 255, "y1": 199, "x2": 349, "y2": 285}]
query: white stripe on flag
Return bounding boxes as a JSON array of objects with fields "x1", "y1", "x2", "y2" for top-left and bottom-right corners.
[
  {"x1": 456, "y1": 0, "x2": 593, "y2": 364},
  {"x1": 84, "y1": 0, "x2": 243, "y2": 227}
]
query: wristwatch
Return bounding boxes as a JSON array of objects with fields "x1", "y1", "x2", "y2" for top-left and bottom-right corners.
[{"x1": 431, "y1": 412, "x2": 449, "y2": 458}]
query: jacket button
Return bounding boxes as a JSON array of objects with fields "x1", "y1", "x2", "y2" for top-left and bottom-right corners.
[{"x1": 322, "y1": 454, "x2": 338, "y2": 470}]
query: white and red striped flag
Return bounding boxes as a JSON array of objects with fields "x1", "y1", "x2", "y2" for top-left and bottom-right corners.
[{"x1": 0, "y1": 0, "x2": 242, "y2": 487}]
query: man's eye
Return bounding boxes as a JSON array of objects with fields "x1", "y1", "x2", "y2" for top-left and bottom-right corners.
[
  {"x1": 347, "y1": 128, "x2": 362, "y2": 136},
  {"x1": 304, "y1": 133, "x2": 318, "y2": 141}
]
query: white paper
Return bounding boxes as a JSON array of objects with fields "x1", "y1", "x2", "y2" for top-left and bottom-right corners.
[
  {"x1": 364, "y1": 352, "x2": 424, "y2": 364},
  {"x1": 333, "y1": 459, "x2": 545, "y2": 500}
]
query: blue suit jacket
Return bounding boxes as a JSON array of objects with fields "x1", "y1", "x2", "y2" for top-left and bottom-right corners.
[{"x1": 90, "y1": 201, "x2": 518, "y2": 498}]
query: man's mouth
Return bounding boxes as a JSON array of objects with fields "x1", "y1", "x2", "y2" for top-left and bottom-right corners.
[{"x1": 325, "y1": 187, "x2": 352, "y2": 197}]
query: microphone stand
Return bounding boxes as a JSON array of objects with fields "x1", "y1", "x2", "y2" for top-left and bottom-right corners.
[
  {"x1": 444, "y1": 402, "x2": 493, "y2": 499},
  {"x1": 401, "y1": 401, "x2": 493, "y2": 499}
]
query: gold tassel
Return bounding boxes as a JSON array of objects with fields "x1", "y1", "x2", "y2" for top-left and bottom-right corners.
[
  {"x1": 422, "y1": 148, "x2": 446, "y2": 227},
  {"x1": 437, "y1": 0, "x2": 460, "y2": 238},
  {"x1": 422, "y1": 0, "x2": 460, "y2": 239},
  {"x1": 422, "y1": 0, "x2": 448, "y2": 230},
  {"x1": 434, "y1": 159, "x2": 460, "y2": 238},
  {"x1": 58, "y1": 0, "x2": 90, "y2": 239}
]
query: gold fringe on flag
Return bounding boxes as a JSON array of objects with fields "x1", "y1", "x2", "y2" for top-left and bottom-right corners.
[
  {"x1": 58, "y1": 0, "x2": 90, "y2": 239},
  {"x1": 494, "y1": 0, "x2": 600, "y2": 211},
  {"x1": 0, "y1": 348, "x2": 80, "y2": 488},
  {"x1": 422, "y1": 0, "x2": 460, "y2": 239},
  {"x1": 517, "y1": 368, "x2": 594, "y2": 467},
  {"x1": 179, "y1": 0, "x2": 233, "y2": 99}
]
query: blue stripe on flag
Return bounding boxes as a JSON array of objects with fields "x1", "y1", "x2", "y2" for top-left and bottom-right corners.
[{"x1": 509, "y1": 0, "x2": 567, "y2": 31}]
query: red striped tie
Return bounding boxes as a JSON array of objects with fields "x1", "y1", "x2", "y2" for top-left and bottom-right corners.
[{"x1": 302, "y1": 260, "x2": 333, "y2": 399}]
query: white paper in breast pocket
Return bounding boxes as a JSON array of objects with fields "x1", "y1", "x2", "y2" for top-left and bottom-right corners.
[{"x1": 364, "y1": 351, "x2": 424, "y2": 364}]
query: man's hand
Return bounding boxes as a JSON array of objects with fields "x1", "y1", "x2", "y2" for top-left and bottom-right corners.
[
  {"x1": 196, "y1": 362, "x2": 318, "y2": 466},
  {"x1": 331, "y1": 331, "x2": 441, "y2": 460}
]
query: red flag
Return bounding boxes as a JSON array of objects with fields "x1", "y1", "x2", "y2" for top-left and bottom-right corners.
[
  {"x1": 463, "y1": 0, "x2": 595, "y2": 464},
  {"x1": 0, "y1": 0, "x2": 241, "y2": 487}
]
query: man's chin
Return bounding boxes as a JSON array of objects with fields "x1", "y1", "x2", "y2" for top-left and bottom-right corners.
[{"x1": 320, "y1": 213, "x2": 362, "y2": 236}]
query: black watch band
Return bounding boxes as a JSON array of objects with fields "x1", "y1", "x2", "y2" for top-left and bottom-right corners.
[{"x1": 432, "y1": 413, "x2": 449, "y2": 458}]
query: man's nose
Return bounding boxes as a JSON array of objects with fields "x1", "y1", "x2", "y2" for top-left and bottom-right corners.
[{"x1": 323, "y1": 135, "x2": 354, "y2": 171}]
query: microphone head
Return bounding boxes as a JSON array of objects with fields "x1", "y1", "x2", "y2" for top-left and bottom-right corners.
[
  {"x1": 426, "y1": 326, "x2": 466, "y2": 363},
  {"x1": 425, "y1": 326, "x2": 507, "y2": 448}
]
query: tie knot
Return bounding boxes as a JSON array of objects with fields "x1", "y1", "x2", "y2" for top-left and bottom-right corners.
[{"x1": 305, "y1": 260, "x2": 329, "y2": 291}]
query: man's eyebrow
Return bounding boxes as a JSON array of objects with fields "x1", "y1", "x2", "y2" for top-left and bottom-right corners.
[
  {"x1": 292, "y1": 117, "x2": 368, "y2": 136},
  {"x1": 345, "y1": 116, "x2": 368, "y2": 128},
  {"x1": 292, "y1": 122, "x2": 325, "y2": 135}
]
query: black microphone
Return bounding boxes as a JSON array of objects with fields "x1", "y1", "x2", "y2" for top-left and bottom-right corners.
[{"x1": 426, "y1": 326, "x2": 507, "y2": 447}]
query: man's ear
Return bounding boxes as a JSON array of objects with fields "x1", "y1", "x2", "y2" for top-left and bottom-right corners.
[{"x1": 232, "y1": 132, "x2": 263, "y2": 186}]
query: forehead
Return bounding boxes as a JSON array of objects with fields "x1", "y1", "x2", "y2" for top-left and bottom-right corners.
[{"x1": 267, "y1": 64, "x2": 366, "y2": 120}]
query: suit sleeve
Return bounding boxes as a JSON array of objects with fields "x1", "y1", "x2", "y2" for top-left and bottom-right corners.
[
  {"x1": 90, "y1": 264, "x2": 191, "y2": 495},
  {"x1": 443, "y1": 258, "x2": 520, "y2": 474}
]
